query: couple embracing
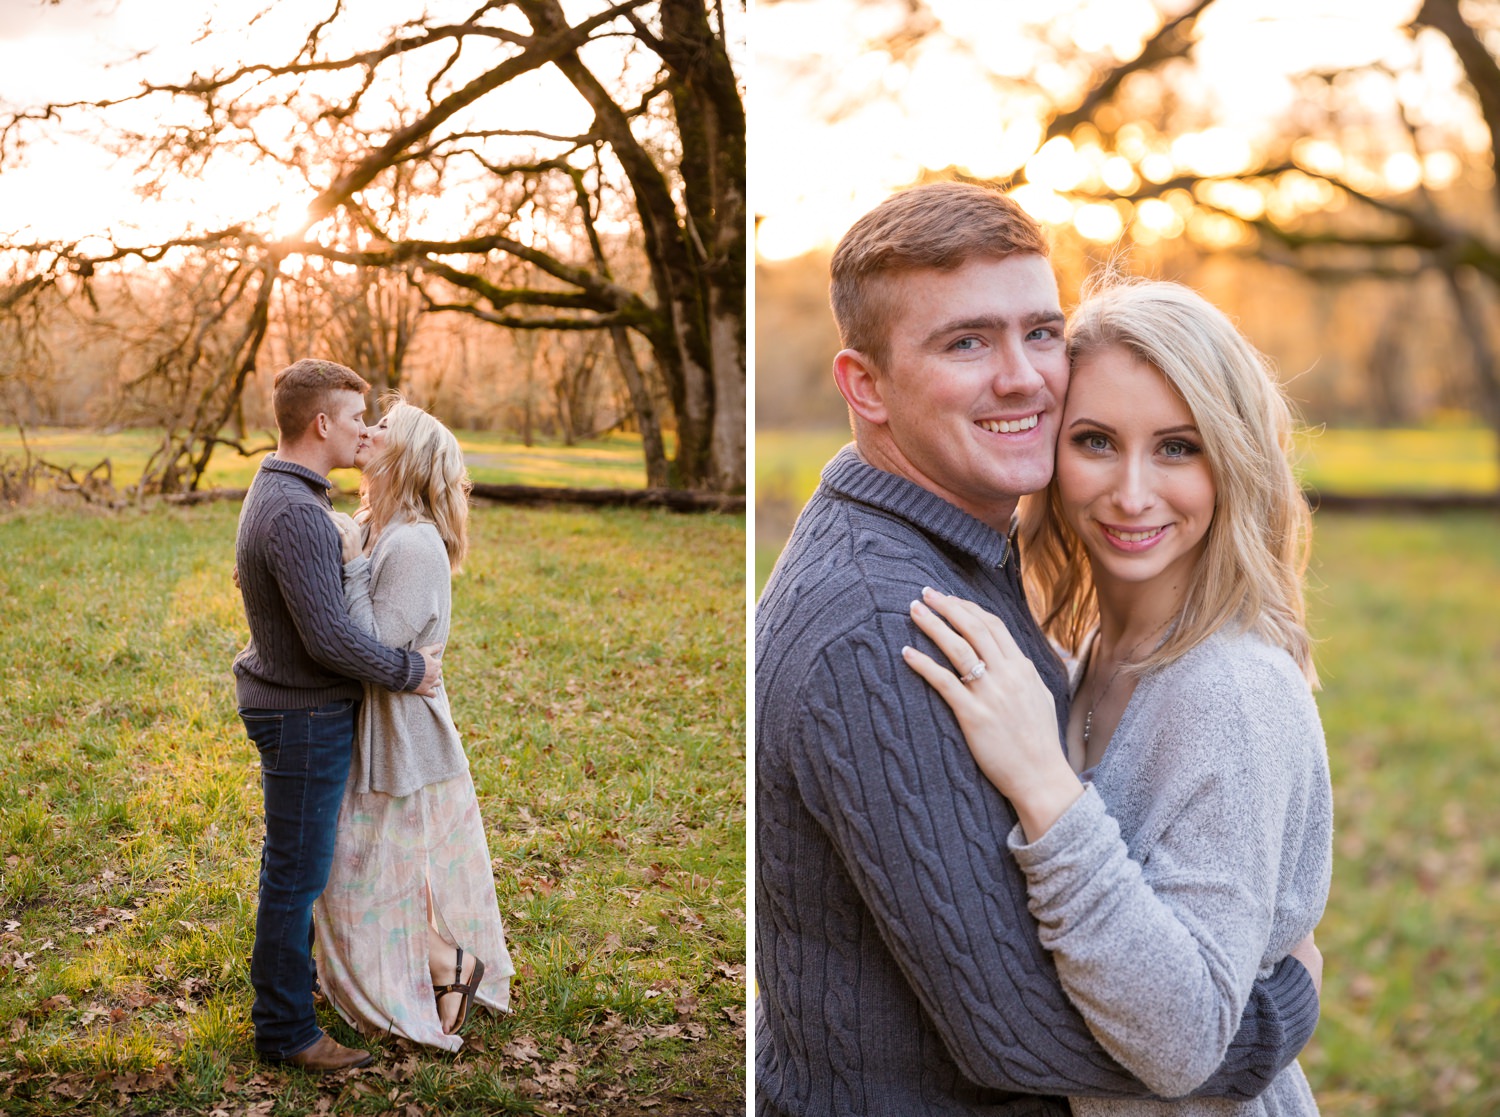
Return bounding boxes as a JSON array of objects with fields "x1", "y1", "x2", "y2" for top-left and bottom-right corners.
[
  {"x1": 756, "y1": 183, "x2": 1333, "y2": 1115},
  {"x1": 233, "y1": 360, "x2": 514, "y2": 1070}
]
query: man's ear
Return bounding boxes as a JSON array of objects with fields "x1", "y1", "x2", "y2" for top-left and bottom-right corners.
[
  {"x1": 832, "y1": 349, "x2": 888, "y2": 426},
  {"x1": 312, "y1": 412, "x2": 331, "y2": 440}
]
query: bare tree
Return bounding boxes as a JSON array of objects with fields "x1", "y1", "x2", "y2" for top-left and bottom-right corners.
[{"x1": 1, "y1": 0, "x2": 745, "y2": 493}]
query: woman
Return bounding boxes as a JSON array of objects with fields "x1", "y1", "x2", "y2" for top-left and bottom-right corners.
[
  {"x1": 905, "y1": 278, "x2": 1332, "y2": 1114},
  {"x1": 316, "y1": 396, "x2": 514, "y2": 1051}
]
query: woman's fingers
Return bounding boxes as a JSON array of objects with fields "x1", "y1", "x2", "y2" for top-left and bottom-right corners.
[
  {"x1": 919, "y1": 587, "x2": 1023, "y2": 664},
  {"x1": 908, "y1": 597, "x2": 985, "y2": 680},
  {"x1": 901, "y1": 644, "x2": 973, "y2": 712}
]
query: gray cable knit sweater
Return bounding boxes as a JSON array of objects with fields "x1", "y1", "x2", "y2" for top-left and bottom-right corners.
[
  {"x1": 1013, "y1": 631, "x2": 1331, "y2": 1116},
  {"x1": 754, "y1": 446, "x2": 1321, "y2": 1117},
  {"x1": 233, "y1": 456, "x2": 423, "y2": 709},
  {"x1": 340, "y1": 519, "x2": 469, "y2": 797}
]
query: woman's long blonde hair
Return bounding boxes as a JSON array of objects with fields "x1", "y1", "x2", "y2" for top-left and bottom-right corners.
[
  {"x1": 356, "y1": 395, "x2": 471, "y2": 571},
  {"x1": 1020, "y1": 276, "x2": 1317, "y2": 684}
]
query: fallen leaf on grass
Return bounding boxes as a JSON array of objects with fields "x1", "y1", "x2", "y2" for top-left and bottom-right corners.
[
  {"x1": 8, "y1": 1019, "x2": 24, "y2": 1040},
  {"x1": 109, "y1": 1064, "x2": 177, "y2": 1097},
  {"x1": 503, "y1": 1036, "x2": 544, "y2": 1062},
  {"x1": 49, "y1": 1075, "x2": 93, "y2": 1100},
  {"x1": 373, "y1": 1053, "x2": 421, "y2": 1081},
  {"x1": 37, "y1": 994, "x2": 71, "y2": 1013}
]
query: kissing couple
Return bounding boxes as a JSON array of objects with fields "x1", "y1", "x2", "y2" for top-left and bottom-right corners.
[{"x1": 234, "y1": 360, "x2": 515, "y2": 1069}]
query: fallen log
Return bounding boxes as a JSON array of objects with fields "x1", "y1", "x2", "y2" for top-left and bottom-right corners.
[
  {"x1": 1303, "y1": 490, "x2": 1500, "y2": 513},
  {"x1": 468, "y1": 482, "x2": 743, "y2": 513},
  {"x1": 163, "y1": 483, "x2": 744, "y2": 513}
]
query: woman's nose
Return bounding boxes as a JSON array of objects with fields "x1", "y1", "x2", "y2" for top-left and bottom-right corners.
[{"x1": 1110, "y1": 457, "x2": 1155, "y2": 516}]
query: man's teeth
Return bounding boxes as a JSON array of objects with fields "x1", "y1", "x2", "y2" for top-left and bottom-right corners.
[
  {"x1": 978, "y1": 414, "x2": 1039, "y2": 434},
  {"x1": 1107, "y1": 527, "x2": 1164, "y2": 543}
]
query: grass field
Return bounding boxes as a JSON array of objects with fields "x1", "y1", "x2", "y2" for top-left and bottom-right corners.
[
  {"x1": 1300, "y1": 514, "x2": 1500, "y2": 1115},
  {"x1": 0, "y1": 427, "x2": 657, "y2": 494},
  {"x1": 0, "y1": 498, "x2": 746, "y2": 1115},
  {"x1": 754, "y1": 428, "x2": 1500, "y2": 1115}
]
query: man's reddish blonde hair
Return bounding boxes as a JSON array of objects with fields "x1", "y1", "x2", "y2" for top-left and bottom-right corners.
[
  {"x1": 830, "y1": 182, "x2": 1050, "y2": 367},
  {"x1": 273, "y1": 358, "x2": 370, "y2": 441}
]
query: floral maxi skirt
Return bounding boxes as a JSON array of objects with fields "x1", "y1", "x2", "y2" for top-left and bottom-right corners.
[{"x1": 313, "y1": 769, "x2": 514, "y2": 1051}]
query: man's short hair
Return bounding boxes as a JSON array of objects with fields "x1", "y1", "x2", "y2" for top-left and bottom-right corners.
[
  {"x1": 272, "y1": 359, "x2": 370, "y2": 441},
  {"x1": 830, "y1": 181, "x2": 1050, "y2": 367}
]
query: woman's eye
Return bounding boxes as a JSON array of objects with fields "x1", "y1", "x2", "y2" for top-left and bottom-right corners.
[
  {"x1": 1072, "y1": 432, "x2": 1110, "y2": 452},
  {"x1": 1161, "y1": 439, "x2": 1199, "y2": 459}
]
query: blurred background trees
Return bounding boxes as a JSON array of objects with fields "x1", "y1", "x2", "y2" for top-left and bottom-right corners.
[
  {"x1": 755, "y1": 0, "x2": 1500, "y2": 470},
  {"x1": 0, "y1": 0, "x2": 745, "y2": 494}
]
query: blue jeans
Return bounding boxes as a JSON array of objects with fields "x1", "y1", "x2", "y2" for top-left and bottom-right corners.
[{"x1": 240, "y1": 698, "x2": 359, "y2": 1059}]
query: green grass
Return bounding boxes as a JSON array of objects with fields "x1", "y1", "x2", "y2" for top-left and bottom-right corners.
[
  {"x1": 1302, "y1": 514, "x2": 1500, "y2": 1116},
  {"x1": 0, "y1": 426, "x2": 659, "y2": 493},
  {"x1": 0, "y1": 499, "x2": 746, "y2": 1115},
  {"x1": 1296, "y1": 425, "x2": 1500, "y2": 496}
]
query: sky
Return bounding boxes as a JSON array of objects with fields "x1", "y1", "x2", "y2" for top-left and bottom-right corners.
[
  {"x1": 0, "y1": 0, "x2": 1478, "y2": 257},
  {"x1": 0, "y1": 0, "x2": 318, "y2": 242},
  {"x1": 751, "y1": 0, "x2": 1481, "y2": 260},
  {"x1": 0, "y1": 0, "x2": 632, "y2": 246}
]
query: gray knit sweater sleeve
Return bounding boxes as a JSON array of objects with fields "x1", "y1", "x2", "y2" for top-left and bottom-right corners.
[{"x1": 1009, "y1": 632, "x2": 1333, "y2": 1104}]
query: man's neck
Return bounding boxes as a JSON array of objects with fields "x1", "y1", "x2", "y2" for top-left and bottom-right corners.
[
  {"x1": 853, "y1": 436, "x2": 1019, "y2": 534},
  {"x1": 274, "y1": 441, "x2": 332, "y2": 479}
]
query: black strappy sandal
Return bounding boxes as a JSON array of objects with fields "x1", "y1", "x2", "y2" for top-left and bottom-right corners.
[{"x1": 433, "y1": 946, "x2": 486, "y2": 1035}]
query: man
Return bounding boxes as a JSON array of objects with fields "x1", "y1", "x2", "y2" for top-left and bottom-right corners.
[
  {"x1": 754, "y1": 183, "x2": 1321, "y2": 1115},
  {"x1": 234, "y1": 358, "x2": 442, "y2": 1071}
]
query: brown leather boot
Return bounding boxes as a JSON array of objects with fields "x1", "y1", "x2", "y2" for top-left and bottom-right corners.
[{"x1": 281, "y1": 1034, "x2": 374, "y2": 1072}]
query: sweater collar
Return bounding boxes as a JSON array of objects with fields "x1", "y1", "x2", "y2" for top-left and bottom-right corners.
[
  {"x1": 259, "y1": 454, "x2": 333, "y2": 492},
  {"x1": 820, "y1": 443, "x2": 1013, "y2": 567}
]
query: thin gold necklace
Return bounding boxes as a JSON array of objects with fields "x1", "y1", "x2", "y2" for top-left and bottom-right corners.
[{"x1": 1081, "y1": 618, "x2": 1172, "y2": 750}]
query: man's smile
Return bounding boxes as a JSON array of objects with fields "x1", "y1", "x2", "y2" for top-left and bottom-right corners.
[{"x1": 975, "y1": 413, "x2": 1041, "y2": 434}]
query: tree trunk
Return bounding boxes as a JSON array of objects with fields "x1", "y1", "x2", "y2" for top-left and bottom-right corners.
[{"x1": 610, "y1": 326, "x2": 670, "y2": 488}]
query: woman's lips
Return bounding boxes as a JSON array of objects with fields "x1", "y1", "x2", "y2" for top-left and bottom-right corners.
[{"x1": 1099, "y1": 523, "x2": 1169, "y2": 551}]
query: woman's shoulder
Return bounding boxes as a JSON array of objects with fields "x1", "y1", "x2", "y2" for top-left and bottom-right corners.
[
  {"x1": 1157, "y1": 627, "x2": 1308, "y2": 697},
  {"x1": 1139, "y1": 628, "x2": 1322, "y2": 761},
  {"x1": 370, "y1": 518, "x2": 449, "y2": 571}
]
